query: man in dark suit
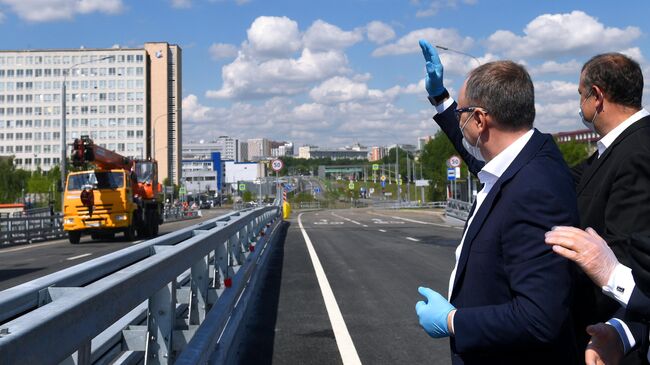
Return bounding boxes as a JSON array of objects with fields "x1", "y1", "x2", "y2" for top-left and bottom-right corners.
[
  {"x1": 549, "y1": 53, "x2": 650, "y2": 364},
  {"x1": 415, "y1": 40, "x2": 580, "y2": 365}
]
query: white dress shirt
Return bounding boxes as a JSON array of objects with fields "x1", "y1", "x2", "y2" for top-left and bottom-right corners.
[{"x1": 436, "y1": 99, "x2": 535, "y2": 299}]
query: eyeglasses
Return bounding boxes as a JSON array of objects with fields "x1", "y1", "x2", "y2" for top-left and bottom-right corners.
[{"x1": 454, "y1": 106, "x2": 487, "y2": 121}]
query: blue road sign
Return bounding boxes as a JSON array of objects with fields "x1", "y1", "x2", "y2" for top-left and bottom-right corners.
[
  {"x1": 381, "y1": 180, "x2": 386, "y2": 188},
  {"x1": 447, "y1": 168, "x2": 456, "y2": 181},
  {"x1": 314, "y1": 187, "x2": 321, "y2": 193}
]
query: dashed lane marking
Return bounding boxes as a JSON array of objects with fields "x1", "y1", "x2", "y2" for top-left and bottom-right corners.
[
  {"x1": 405, "y1": 237, "x2": 421, "y2": 242},
  {"x1": 331, "y1": 212, "x2": 363, "y2": 226},
  {"x1": 66, "y1": 253, "x2": 92, "y2": 261},
  {"x1": 378, "y1": 229, "x2": 387, "y2": 233}
]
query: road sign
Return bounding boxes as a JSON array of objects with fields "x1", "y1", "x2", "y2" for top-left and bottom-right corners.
[
  {"x1": 271, "y1": 159, "x2": 284, "y2": 172},
  {"x1": 179, "y1": 186, "x2": 187, "y2": 195},
  {"x1": 314, "y1": 187, "x2": 321, "y2": 193},
  {"x1": 164, "y1": 186, "x2": 174, "y2": 194},
  {"x1": 369, "y1": 188, "x2": 375, "y2": 194},
  {"x1": 415, "y1": 179, "x2": 430, "y2": 187},
  {"x1": 380, "y1": 175, "x2": 386, "y2": 182},
  {"x1": 381, "y1": 180, "x2": 386, "y2": 188},
  {"x1": 455, "y1": 167, "x2": 461, "y2": 178},
  {"x1": 239, "y1": 183, "x2": 246, "y2": 191},
  {"x1": 348, "y1": 182, "x2": 355, "y2": 190},
  {"x1": 447, "y1": 168, "x2": 456, "y2": 181},
  {"x1": 448, "y1": 155, "x2": 461, "y2": 168},
  {"x1": 372, "y1": 163, "x2": 379, "y2": 171}
]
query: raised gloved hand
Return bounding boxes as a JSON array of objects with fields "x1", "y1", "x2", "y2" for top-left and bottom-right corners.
[
  {"x1": 415, "y1": 286, "x2": 455, "y2": 338},
  {"x1": 419, "y1": 39, "x2": 445, "y2": 97},
  {"x1": 545, "y1": 226, "x2": 619, "y2": 287}
]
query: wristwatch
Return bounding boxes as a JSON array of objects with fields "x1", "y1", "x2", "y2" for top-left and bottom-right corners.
[{"x1": 428, "y1": 88, "x2": 449, "y2": 106}]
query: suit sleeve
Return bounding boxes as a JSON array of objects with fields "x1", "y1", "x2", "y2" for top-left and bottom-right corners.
[
  {"x1": 605, "y1": 151, "x2": 650, "y2": 263},
  {"x1": 452, "y1": 182, "x2": 577, "y2": 352},
  {"x1": 433, "y1": 101, "x2": 485, "y2": 176}
]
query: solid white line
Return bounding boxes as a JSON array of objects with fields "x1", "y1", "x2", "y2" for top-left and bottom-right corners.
[
  {"x1": 378, "y1": 229, "x2": 387, "y2": 233},
  {"x1": 372, "y1": 211, "x2": 453, "y2": 228},
  {"x1": 298, "y1": 213, "x2": 362, "y2": 365},
  {"x1": 406, "y1": 237, "x2": 420, "y2": 242},
  {"x1": 331, "y1": 212, "x2": 363, "y2": 226},
  {"x1": 66, "y1": 253, "x2": 91, "y2": 261}
]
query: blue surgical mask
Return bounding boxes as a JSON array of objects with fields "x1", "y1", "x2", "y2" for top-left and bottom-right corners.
[
  {"x1": 459, "y1": 111, "x2": 485, "y2": 162},
  {"x1": 578, "y1": 91, "x2": 598, "y2": 133}
]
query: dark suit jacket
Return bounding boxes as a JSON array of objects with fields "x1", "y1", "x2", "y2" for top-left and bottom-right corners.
[
  {"x1": 435, "y1": 104, "x2": 580, "y2": 365},
  {"x1": 571, "y1": 115, "x2": 650, "y2": 361}
]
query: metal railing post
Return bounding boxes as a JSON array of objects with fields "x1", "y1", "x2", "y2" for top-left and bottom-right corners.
[
  {"x1": 189, "y1": 256, "x2": 209, "y2": 325},
  {"x1": 146, "y1": 280, "x2": 177, "y2": 364}
]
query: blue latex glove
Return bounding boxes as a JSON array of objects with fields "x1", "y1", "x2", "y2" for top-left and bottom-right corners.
[
  {"x1": 419, "y1": 39, "x2": 445, "y2": 97},
  {"x1": 415, "y1": 286, "x2": 455, "y2": 338}
]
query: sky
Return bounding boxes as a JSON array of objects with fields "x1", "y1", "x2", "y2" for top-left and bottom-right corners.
[{"x1": 1, "y1": 0, "x2": 650, "y2": 148}]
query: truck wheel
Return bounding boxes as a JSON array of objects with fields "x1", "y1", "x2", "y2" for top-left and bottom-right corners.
[
  {"x1": 68, "y1": 232, "x2": 81, "y2": 244},
  {"x1": 124, "y1": 224, "x2": 136, "y2": 241}
]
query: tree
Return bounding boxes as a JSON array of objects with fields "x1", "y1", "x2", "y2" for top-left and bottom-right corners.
[
  {"x1": 419, "y1": 131, "x2": 470, "y2": 201},
  {"x1": 242, "y1": 190, "x2": 253, "y2": 202},
  {"x1": 556, "y1": 140, "x2": 589, "y2": 167},
  {"x1": 0, "y1": 157, "x2": 30, "y2": 203}
]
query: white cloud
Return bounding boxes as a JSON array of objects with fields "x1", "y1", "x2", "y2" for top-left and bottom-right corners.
[
  {"x1": 183, "y1": 94, "x2": 221, "y2": 122},
  {"x1": 246, "y1": 16, "x2": 302, "y2": 58},
  {"x1": 0, "y1": 0, "x2": 124, "y2": 22},
  {"x1": 309, "y1": 77, "x2": 370, "y2": 104},
  {"x1": 414, "y1": 0, "x2": 477, "y2": 18},
  {"x1": 209, "y1": 43, "x2": 238, "y2": 60},
  {"x1": 619, "y1": 47, "x2": 646, "y2": 64},
  {"x1": 534, "y1": 80, "x2": 579, "y2": 104},
  {"x1": 171, "y1": 0, "x2": 191, "y2": 8},
  {"x1": 366, "y1": 21, "x2": 396, "y2": 45},
  {"x1": 303, "y1": 20, "x2": 364, "y2": 51},
  {"x1": 206, "y1": 48, "x2": 350, "y2": 99},
  {"x1": 530, "y1": 60, "x2": 582, "y2": 76},
  {"x1": 486, "y1": 11, "x2": 642, "y2": 59},
  {"x1": 372, "y1": 28, "x2": 473, "y2": 57}
]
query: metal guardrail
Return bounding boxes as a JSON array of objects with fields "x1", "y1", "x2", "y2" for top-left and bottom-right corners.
[
  {"x1": 445, "y1": 198, "x2": 473, "y2": 221},
  {"x1": 298, "y1": 201, "x2": 321, "y2": 209},
  {"x1": 0, "y1": 207, "x2": 203, "y2": 246},
  {"x1": 0, "y1": 204, "x2": 283, "y2": 364},
  {"x1": 370, "y1": 200, "x2": 447, "y2": 209},
  {"x1": 0, "y1": 213, "x2": 66, "y2": 244}
]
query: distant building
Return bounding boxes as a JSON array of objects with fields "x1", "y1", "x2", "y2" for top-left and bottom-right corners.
[
  {"x1": 272, "y1": 141, "x2": 294, "y2": 157},
  {"x1": 238, "y1": 141, "x2": 248, "y2": 161},
  {"x1": 298, "y1": 143, "x2": 369, "y2": 160},
  {"x1": 0, "y1": 42, "x2": 183, "y2": 184},
  {"x1": 369, "y1": 146, "x2": 386, "y2": 161},
  {"x1": 247, "y1": 138, "x2": 271, "y2": 161},
  {"x1": 387, "y1": 143, "x2": 417, "y2": 154},
  {"x1": 554, "y1": 129, "x2": 599, "y2": 144},
  {"x1": 417, "y1": 136, "x2": 433, "y2": 150},
  {"x1": 181, "y1": 152, "x2": 222, "y2": 195}
]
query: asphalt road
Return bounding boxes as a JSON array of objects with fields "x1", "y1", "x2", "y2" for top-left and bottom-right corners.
[
  {"x1": 0, "y1": 208, "x2": 233, "y2": 291},
  {"x1": 241, "y1": 208, "x2": 463, "y2": 365}
]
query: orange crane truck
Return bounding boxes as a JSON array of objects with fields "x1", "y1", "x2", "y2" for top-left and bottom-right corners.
[{"x1": 62, "y1": 136, "x2": 162, "y2": 244}]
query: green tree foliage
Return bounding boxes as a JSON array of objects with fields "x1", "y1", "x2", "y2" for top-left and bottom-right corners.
[
  {"x1": 419, "y1": 131, "x2": 469, "y2": 201},
  {"x1": 556, "y1": 140, "x2": 589, "y2": 167},
  {"x1": 0, "y1": 157, "x2": 30, "y2": 203},
  {"x1": 242, "y1": 190, "x2": 253, "y2": 202}
]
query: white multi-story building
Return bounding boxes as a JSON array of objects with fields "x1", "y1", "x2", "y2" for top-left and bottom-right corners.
[
  {"x1": 0, "y1": 42, "x2": 182, "y2": 184},
  {"x1": 247, "y1": 138, "x2": 270, "y2": 161},
  {"x1": 238, "y1": 141, "x2": 248, "y2": 162}
]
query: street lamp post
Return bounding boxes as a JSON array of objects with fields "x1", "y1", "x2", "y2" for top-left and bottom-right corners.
[{"x1": 60, "y1": 55, "x2": 114, "y2": 201}]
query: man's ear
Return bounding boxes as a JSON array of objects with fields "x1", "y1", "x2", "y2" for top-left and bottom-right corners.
[
  {"x1": 474, "y1": 109, "x2": 488, "y2": 132},
  {"x1": 592, "y1": 85, "x2": 606, "y2": 111}
]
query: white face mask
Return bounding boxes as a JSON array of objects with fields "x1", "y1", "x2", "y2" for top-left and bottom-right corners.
[
  {"x1": 460, "y1": 110, "x2": 485, "y2": 162},
  {"x1": 578, "y1": 91, "x2": 598, "y2": 133}
]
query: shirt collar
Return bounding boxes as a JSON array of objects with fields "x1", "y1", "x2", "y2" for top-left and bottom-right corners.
[
  {"x1": 597, "y1": 108, "x2": 650, "y2": 157},
  {"x1": 478, "y1": 129, "x2": 535, "y2": 184}
]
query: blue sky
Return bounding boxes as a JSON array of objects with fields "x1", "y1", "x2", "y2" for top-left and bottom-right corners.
[{"x1": 2, "y1": 0, "x2": 649, "y2": 147}]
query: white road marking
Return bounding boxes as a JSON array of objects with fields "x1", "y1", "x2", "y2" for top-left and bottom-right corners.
[
  {"x1": 298, "y1": 213, "x2": 362, "y2": 365},
  {"x1": 369, "y1": 211, "x2": 453, "y2": 228},
  {"x1": 406, "y1": 237, "x2": 421, "y2": 242},
  {"x1": 378, "y1": 229, "x2": 387, "y2": 233},
  {"x1": 362, "y1": 225, "x2": 368, "y2": 227},
  {"x1": 66, "y1": 253, "x2": 92, "y2": 261},
  {"x1": 331, "y1": 212, "x2": 363, "y2": 226},
  {"x1": 0, "y1": 240, "x2": 63, "y2": 253}
]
